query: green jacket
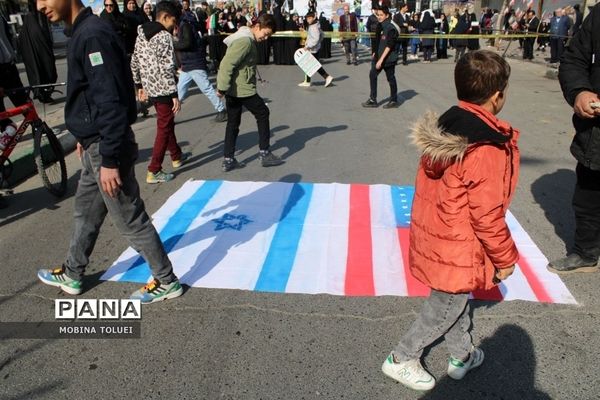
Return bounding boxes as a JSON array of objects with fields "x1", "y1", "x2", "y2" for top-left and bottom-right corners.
[{"x1": 217, "y1": 27, "x2": 257, "y2": 98}]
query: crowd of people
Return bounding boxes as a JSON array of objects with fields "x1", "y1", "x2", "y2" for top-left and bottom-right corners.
[{"x1": 0, "y1": 0, "x2": 598, "y2": 394}]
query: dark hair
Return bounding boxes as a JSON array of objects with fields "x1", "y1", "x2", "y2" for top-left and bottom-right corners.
[
  {"x1": 455, "y1": 50, "x2": 510, "y2": 105},
  {"x1": 527, "y1": 9, "x2": 535, "y2": 15},
  {"x1": 255, "y1": 13, "x2": 277, "y2": 32},
  {"x1": 155, "y1": 0, "x2": 180, "y2": 19},
  {"x1": 305, "y1": 11, "x2": 315, "y2": 18},
  {"x1": 397, "y1": 1, "x2": 406, "y2": 8},
  {"x1": 378, "y1": 5, "x2": 390, "y2": 15}
]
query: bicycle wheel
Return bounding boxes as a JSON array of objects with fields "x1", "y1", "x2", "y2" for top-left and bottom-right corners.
[{"x1": 33, "y1": 122, "x2": 67, "y2": 197}]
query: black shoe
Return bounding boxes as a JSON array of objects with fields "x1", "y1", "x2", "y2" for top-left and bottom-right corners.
[
  {"x1": 383, "y1": 101, "x2": 399, "y2": 109},
  {"x1": 346, "y1": 60, "x2": 352, "y2": 65},
  {"x1": 214, "y1": 111, "x2": 228, "y2": 123},
  {"x1": 354, "y1": 60, "x2": 359, "y2": 66},
  {"x1": 222, "y1": 157, "x2": 245, "y2": 172},
  {"x1": 547, "y1": 253, "x2": 599, "y2": 275},
  {"x1": 0, "y1": 195, "x2": 7, "y2": 209},
  {"x1": 259, "y1": 151, "x2": 284, "y2": 167},
  {"x1": 361, "y1": 98, "x2": 378, "y2": 108}
]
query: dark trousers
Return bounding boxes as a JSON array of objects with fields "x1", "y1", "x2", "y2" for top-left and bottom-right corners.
[
  {"x1": 523, "y1": 37, "x2": 535, "y2": 59},
  {"x1": 224, "y1": 93, "x2": 270, "y2": 158},
  {"x1": 550, "y1": 38, "x2": 565, "y2": 63},
  {"x1": 397, "y1": 40, "x2": 408, "y2": 64},
  {"x1": 572, "y1": 163, "x2": 600, "y2": 261},
  {"x1": 369, "y1": 62, "x2": 397, "y2": 102},
  {"x1": 305, "y1": 67, "x2": 328, "y2": 83},
  {"x1": 0, "y1": 62, "x2": 28, "y2": 130},
  {"x1": 148, "y1": 100, "x2": 182, "y2": 173}
]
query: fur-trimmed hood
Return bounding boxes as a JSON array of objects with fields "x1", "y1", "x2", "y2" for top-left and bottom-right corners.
[{"x1": 410, "y1": 105, "x2": 513, "y2": 179}]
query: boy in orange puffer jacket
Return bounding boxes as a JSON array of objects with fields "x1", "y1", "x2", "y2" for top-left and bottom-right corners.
[{"x1": 382, "y1": 50, "x2": 520, "y2": 391}]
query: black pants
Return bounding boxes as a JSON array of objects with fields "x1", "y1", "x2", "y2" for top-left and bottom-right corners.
[
  {"x1": 305, "y1": 67, "x2": 328, "y2": 83},
  {"x1": 397, "y1": 40, "x2": 408, "y2": 64},
  {"x1": 523, "y1": 38, "x2": 535, "y2": 60},
  {"x1": 0, "y1": 63, "x2": 28, "y2": 131},
  {"x1": 369, "y1": 62, "x2": 397, "y2": 102},
  {"x1": 224, "y1": 94, "x2": 270, "y2": 158},
  {"x1": 572, "y1": 163, "x2": 600, "y2": 261},
  {"x1": 550, "y1": 38, "x2": 565, "y2": 63}
]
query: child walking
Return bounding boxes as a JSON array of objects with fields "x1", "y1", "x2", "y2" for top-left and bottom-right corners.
[
  {"x1": 216, "y1": 13, "x2": 284, "y2": 172},
  {"x1": 298, "y1": 12, "x2": 333, "y2": 88},
  {"x1": 382, "y1": 50, "x2": 520, "y2": 391},
  {"x1": 131, "y1": 1, "x2": 189, "y2": 184}
]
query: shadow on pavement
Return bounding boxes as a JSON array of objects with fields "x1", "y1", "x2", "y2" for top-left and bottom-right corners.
[
  {"x1": 0, "y1": 174, "x2": 79, "y2": 229},
  {"x1": 419, "y1": 324, "x2": 551, "y2": 400},
  {"x1": 531, "y1": 168, "x2": 576, "y2": 252},
  {"x1": 272, "y1": 125, "x2": 347, "y2": 161}
]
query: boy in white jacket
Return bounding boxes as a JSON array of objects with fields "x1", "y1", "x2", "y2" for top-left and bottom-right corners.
[{"x1": 299, "y1": 12, "x2": 334, "y2": 88}]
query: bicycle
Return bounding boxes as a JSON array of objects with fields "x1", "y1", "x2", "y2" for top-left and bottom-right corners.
[{"x1": 0, "y1": 83, "x2": 68, "y2": 197}]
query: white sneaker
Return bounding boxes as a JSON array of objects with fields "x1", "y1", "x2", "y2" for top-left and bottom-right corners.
[
  {"x1": 298, "y1": 81, "x2": 311, "y2": 87},
  {"x1": 447, "y1": 347, "x2": 484, "y2": 380},
  {"x1": 324, "y1": 76, "x2": 334, "y2": 87},
  {"x1": 381, "y1": 354, "x2": 435, "y2": 391}
]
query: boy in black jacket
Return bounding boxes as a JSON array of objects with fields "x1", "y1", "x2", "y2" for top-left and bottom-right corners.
[{"x1": 36, "y1": 0, "x2": 183, "y2": 303}]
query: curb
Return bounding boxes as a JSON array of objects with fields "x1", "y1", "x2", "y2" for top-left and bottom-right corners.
[{"x1": 6, "y1": 130, "x2": 77, "y2": 187}]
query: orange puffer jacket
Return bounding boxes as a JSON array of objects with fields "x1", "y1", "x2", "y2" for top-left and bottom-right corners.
[{"x1": 408, "y1": 102, "x2": 520, "y2": 293}]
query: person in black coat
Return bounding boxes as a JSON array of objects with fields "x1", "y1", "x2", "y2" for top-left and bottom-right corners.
[
  {"x1": 522, "y1": 9, "x2": 538, "y2": 60},
  {"x1": 436, "y1": 12, "x2": 449, "y2": 59},
  {"x1": 393, "y1": 2, "x2": 409, "y2": 65},
  {"x1": 318, "y1": 13, "x2": 332, "y2": 59},
  {"x1": 419, "y1": 10, "x2": 435, "y2": 62},
  {"x1": 550, "y1": 3, "x2": 600, "y2": 274},
  {"x1": 17, "y1": 0, "x2": 57, "y2": 103},
  {"x1": 100, "y1": 0, "x2": 128, "y2": 48},
  {"x1": 453, "y1": 10, "x2": 469, "y2": 62},
  {"x1": 123, "y1": 0, "x2": 145, "y2": 56}
]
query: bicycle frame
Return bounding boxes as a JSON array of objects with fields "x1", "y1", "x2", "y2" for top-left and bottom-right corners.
[{"x1": 0, "y1": 100, "x2": 41, "y2": 163}]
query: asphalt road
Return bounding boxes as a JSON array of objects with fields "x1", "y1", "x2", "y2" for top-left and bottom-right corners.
[{"x1": 0, "y1": 44, "x2": 597, "y2": 400}]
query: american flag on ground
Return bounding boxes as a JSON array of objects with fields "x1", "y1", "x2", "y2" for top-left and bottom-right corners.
[{"x1": 101, "y1": 180, "x2": 576, "y2": 304}]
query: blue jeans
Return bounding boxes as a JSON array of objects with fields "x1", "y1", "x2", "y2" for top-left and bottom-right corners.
[{"x1": 177, "y1": 69, "x2": 224, "y2": 112}]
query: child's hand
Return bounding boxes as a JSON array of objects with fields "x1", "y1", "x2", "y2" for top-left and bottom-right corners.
[{"x1": 494, "y1": 265, "x2": 516, "y2": 283}]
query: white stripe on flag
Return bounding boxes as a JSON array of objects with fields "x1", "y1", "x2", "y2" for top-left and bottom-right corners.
[
  {"x1": 370, "y1": 184, "x2": 408, "y2": 296},
  {"x1": 285, "y1": 183, "x2": 350, "y2": 295},
  {"x1": 175, "y1": 181, "x2": 291, "y2": 290}
]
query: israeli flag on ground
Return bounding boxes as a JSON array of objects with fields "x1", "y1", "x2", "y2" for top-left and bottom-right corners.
[{"x1": 102, "y1": 180, "x2": 577, "y2": 304}]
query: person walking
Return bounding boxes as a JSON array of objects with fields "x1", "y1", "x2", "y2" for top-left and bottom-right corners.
[
  {"x1": 131, "y1": 1, "x2": 190, "y2": 184},
  {"x1": 35, "y1": 0, "x2": 183, "y2": 303},
  {"x1": 362, "y1": 6, "x2": 399, "y2": 109},
  {"x1": 298, "y1": 12, "x2": 333, "y2": 88},
  {"x1": 216, "y1": 14, "x2": 284, "y2": 172}
]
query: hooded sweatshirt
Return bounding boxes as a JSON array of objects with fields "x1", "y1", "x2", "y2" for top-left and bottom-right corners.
[
  {"x1": 408, "y1": 102, "x2": 520, "y2": 293},
  {"x1": 130, "y1": 22, "x2": 177, "y2": 101},
  {"x1": 217, "y1": 26, "x2": 258, "y2": 98}
]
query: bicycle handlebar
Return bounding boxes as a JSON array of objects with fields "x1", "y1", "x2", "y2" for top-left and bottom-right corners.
[{"x1": 3, "y1": 83, "x2": 67, "y2": 96}]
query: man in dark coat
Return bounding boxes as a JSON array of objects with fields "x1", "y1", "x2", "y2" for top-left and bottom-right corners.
[
  {"x1": 17, "y1": 0, "x2": 57, "y2": 103},
  {"x1": 339, "y1": 3, "x2": 359, "y2": 65},
  {"x1": 550, "y1": 3, "x2": 600, "y2": 274},
  {"x1": 522, "y1": 9, "x2": 539, "y2": 61},
  {"x1": 393, "y1": 2, "x2": 409, "y2": 65}
]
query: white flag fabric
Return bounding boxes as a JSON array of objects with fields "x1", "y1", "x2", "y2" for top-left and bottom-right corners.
[{"x1": 102, "y1": 180, "x2": 577, "y2": 304}]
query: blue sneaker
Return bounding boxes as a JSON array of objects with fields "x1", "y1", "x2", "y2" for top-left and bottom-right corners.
[
  {"x1": 130, "y1": 278, "x2": 183, "y2": 304},
  {"x1": 37, "y1": 266, "x2": 83, "y2": 295}
]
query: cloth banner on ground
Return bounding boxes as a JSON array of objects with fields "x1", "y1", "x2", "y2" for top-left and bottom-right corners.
[{"x1": 102, "y1": 180, "x2": 577, "y2": 304}]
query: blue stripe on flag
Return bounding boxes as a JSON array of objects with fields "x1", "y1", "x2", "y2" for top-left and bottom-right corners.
[
  {"x1": 390, "y1": 186, "x2": 414, "y2": 228},
  {"x1": 118, "y1": 180, "x2": 223, "y2": 282},
  {"x1": 254, "y1": 183, "x2": 314, "y2": 292}
]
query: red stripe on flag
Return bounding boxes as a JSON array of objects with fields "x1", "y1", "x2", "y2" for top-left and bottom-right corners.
[
  {"x1": 345, "y1": 184, "x2": 375, "y2": 296},
  {"x1": 517, "y1": 252, "x2": 553, "y2": 303},
  {"x1": 472, "y1": 286, "x2": 504, "y2": 301},
  {"x1": 397, "y1": 228, "x2": 430, "y2": 297}
]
